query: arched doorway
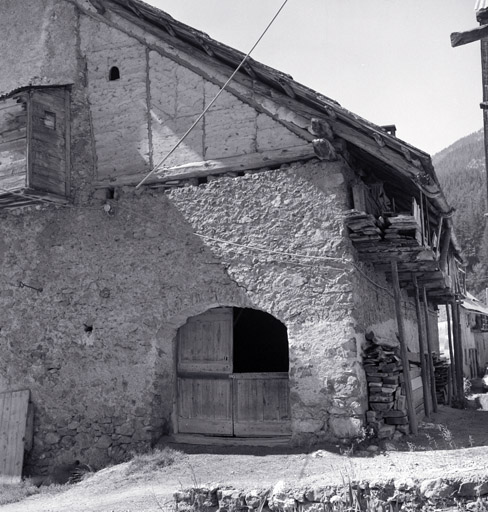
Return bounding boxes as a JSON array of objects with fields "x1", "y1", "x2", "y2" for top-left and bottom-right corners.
[{"x1": 176, "y1": 307, "x2": 291, "y2": 437}]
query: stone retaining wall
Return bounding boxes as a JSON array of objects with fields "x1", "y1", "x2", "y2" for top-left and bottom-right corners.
[{"x1": 175, "y1": 479, "x2": 488, "y2": 512}]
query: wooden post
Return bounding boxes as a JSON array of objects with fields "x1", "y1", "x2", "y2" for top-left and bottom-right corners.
[
  {"x1": 481, "y1": 35, "x2": 488, "y2": 210},
  {"x1": 451, "y1": 298, "x2": 465, "y2": 405},
  {"x1": 450, "y1": 15, "x2": 488, "y2": 209},
  {"x1": 439, "y1": 223, "x2": 451, "y2": 273},
  {"x1": 391, "y1": 261, "x2": 418, "y2": 434},
  {"x1": 422, "y1": 287, "x2": 438, "y2": 413},
  {"x1": 446, "y1": 303, "x2": 455, "y2": 404},
  {"x1": 413, "y1": 275, "x2": 431, "y2": 417}
]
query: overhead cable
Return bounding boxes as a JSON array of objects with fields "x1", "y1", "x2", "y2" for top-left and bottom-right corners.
[{"x1": 135, "y1": 0, "x2": 291, "y2": 189}]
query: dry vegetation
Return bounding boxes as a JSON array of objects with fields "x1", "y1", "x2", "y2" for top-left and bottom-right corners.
[{"x1": 2, "y1": 407, "x2": 488, "y2": 511}]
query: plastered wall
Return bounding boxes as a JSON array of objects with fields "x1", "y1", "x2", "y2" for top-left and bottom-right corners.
[
  {"x1": 78, "y1": 9, "x2": 307, "y2": 181},
  {"x1": 0, "y1": 0, "x2": 78, "y2": 96}
]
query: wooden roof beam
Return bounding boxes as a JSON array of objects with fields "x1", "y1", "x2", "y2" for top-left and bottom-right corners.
[{"x1": 451, "y1": 24, "x2": 488, "y2": 47}]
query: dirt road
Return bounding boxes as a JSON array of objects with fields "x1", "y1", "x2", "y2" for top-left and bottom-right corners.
[{"x1": 2, "y1": 406, "x2": 488, "y2": 512}]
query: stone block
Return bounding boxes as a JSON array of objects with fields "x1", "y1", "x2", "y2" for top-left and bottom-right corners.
[
  {"x1": 115, "y1": 423, "x2": 135, "y2": 436},
  {"x1": 245, "y1": 490, "x2": 264, "y2": 509},
  {"x1": 396, "y1": 425, "x2": 410, "y2": 434},
  {"x1": 458, "y1": 481, "x2": 487, "y2": 498},
  {"x1": 329, "y1": 416, "x2": 363, "y2": 438},
  {"x1": 293, "y1": 419, "x2": 324, "y2": 433},
  {"x1": 370, "y1": 402, "x2": 393, "y2": 412},
  {"x1": 366, "y1": 411, "x2": 379, "y2": 422},
  {"x1": 377, "y1": 425, "x2": 396, "y2": 439},
  {"x1": 44, "y1": 432, "x2": 61, "y2": 445},
  {"x1": 96, "y1": 434, "x2": 112, "y2": 449},
  {"x1": 298, "y1": 503, "x2": 324, "y2": 512},
  {"x1": 420, "y1": 479, "x2": 456, "y2": 499}
]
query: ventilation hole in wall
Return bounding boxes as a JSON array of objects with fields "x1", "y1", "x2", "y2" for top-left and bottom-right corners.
[
  {"x1": 109, "y1": 66, "x2": 120, "y2": 81},
  {"x1": 84, "y1": 324, "x2": 93, "y2": 333},
  {"x1": 106, "y1": 187, "x2": 115, "y2": 199},
  {"x1": 43, "y1": 111, "x2": 56, "y2": 130},
  {"x1": 197, "y1": 177, "x2": 208, "y2": 185}
]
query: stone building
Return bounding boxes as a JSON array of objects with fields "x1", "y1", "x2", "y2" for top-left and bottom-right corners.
[{"x1": 0, "y1": 0, "x2": 463, "y2": 476}]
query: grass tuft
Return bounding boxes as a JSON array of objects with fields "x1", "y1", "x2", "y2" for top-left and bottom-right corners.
[
  {"x1": 0, "y1": 480, "x2": 40, "y2": 506},
  {"x1": 125, "y1": 447, "x2": 180, "y2": 476}
]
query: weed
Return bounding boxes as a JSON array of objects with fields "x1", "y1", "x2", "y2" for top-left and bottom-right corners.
[
  {"x1": 469, "y1": 435, "x2": 475, "y2": 448},
  {"x1": 0, "y1": 479, "x2": 70, "y2": 506},
  {"x1": 406, "y1": 441, "x2": 416, "y2": 452},
  {"x1": 0, "y1": 481, "x2": 39, "y2": 506},
  {"x1": 424, "y1": 432, "x2": 438, "y2": 450},
  {"x1": 437, "y1": 424, "x2": 457, "y2": 449},
  {"x1": 125, "y1": 447, "x2": 180, "y2": 476},
  {"x1": 339, "y1": 426, "x2": 375, "y2": 457}
]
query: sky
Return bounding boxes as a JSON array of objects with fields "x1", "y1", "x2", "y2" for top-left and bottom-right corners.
[{"x1": 145, "y1": 0, "x2": 484, "y2": 156}]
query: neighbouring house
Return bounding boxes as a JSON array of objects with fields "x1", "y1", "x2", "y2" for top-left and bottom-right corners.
[
  {"x1": 440, "y1": 293, "x2": 488, "y2": 378},
  {"x1": 0, "y1": 0, "x2": 465, "y2": 478}
]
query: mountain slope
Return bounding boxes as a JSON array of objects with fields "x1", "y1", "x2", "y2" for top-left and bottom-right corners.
[{"x1": 433, "y1": 129, "x2": 488, "y2": 296}]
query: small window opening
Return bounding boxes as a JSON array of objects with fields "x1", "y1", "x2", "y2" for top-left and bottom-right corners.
[
  {"x1": 43, "y1": 111, "x2": 56, "y2": 130},
  {"x1": 106, "y1": 187, "x2": 115, "y2": 199},
  {"x1": 109, "y1": 66, "x2": 120, "y2": 81}
]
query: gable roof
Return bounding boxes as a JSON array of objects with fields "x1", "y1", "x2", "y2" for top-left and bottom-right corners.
[{"x1": 99, "y1": 1, "x2": 452, "y2": 211}]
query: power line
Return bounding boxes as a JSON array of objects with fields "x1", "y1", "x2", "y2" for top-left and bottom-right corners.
[{"x1": 135, "y1": 0, "x2": 291, "y2": 189}]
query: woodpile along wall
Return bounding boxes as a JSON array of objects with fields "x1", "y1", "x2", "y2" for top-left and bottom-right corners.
[{"x1": 363, "y1": 332, "x2": 411, "y2": 439}]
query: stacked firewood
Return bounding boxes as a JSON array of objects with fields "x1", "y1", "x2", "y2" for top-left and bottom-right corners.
[
  {"x1": 344, "y1": 211, "x2": 382, "y2": 242},
  {"x1": 363, "y1": 332, "x2": 409, "y2": 439},
  {"x1": 433, "y1": 354, "x2": 450, "y2": 405},
  {"x1": 345, "y1": 210, "x2": 421, "y2": 247},
  {"x1": 383, "y1": 215, "x2": 421, "y2": 245}
]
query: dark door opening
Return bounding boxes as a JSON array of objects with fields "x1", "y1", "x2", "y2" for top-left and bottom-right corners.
[{"x1": 233, "y1": 307, "x2": 289, "y2": 373}]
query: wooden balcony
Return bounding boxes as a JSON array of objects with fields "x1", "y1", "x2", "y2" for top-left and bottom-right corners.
[
  {"x1": 346, "y1": 210, "x2": 458, "y2": 303},
  {"x1": 0, "y1": 87, "x2": 70, "y2": 209}
]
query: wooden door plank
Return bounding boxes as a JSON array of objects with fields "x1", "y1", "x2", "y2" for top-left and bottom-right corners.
[
  {"x1": 177, "y1": 378, "x2": 233, "y2": 435},
  {"x1": 0, "y1": 390, "x2": 30, "y2": 484},
  {"x1": 177, "y1": 308, "x2": 233, "y2": 373},
  {"x1": 233, "y1": 375, "x2": 291, "y2": 437}
]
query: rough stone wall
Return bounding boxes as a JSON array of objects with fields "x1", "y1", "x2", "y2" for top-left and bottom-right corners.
[
  {"x1": 351, "y1": 265, "x2": 419, "y2": 354},
  {"x1": 0, "y1": 158, "x2": 368, "y2": 472},
  {"x1": 0, "y1": 192, "x2": 249, "y2": 473},
  {"x1": 168, "y1": 159, "x2": 365, "y2": 442},
  {"x1": 0, "y1": 0, "x2": 78, "y2": 96},
  {"x1": 175, "y1": 479, "x2": 488, "y2": 512}
]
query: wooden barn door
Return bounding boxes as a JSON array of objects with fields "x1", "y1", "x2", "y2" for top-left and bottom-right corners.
[
  {"x1": 232, "y1": 373, "x2": 291, "y2": 436},
  {"x1": 176, "y1": 307, "x2": 291, "y2": 438},
  {"x1": 176, "y1": 308, "x2": 234, "y2": 435}
]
